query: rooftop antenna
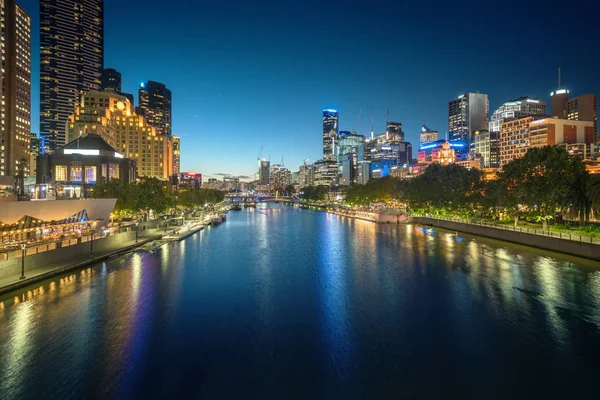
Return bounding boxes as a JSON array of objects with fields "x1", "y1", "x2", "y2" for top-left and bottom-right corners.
[
  {"x1": 281, "y1": 155, "x2": 284, "y2": 167},
  {"x1": 558, "y1": 67, "x2": 561, "y2": 89},
  {"x1": 370, "y1": 108, "x2": 374, "y2": 140},
  {"x1": 385, "y1": 109, "x2": 389, "y2": 140}
]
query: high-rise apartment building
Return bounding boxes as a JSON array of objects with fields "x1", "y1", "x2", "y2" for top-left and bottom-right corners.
[
  {"x1": 567, "y1": 94, "x2": 598, "y2": 139},
  {"x1": 420, "y1": 125, "x2": 438, "y2": 146},
  {"x1": 101, "y1": 68, "x2": 121, "y2": 92},
  {"x1": 138, "y1": 81, "x2": 172, "y2": 137},
  {"x1": 172, "y1": 136, "x2": 180, "y2": 174},
  {"x1": 65, "y1": 91, "x2": 174, "y2": 180},
  {"x1": 448, "y1": 92, "x2": 488, "y2": 143},
  {"x1": 259, "y1": 160, "x2": 270, "y2": 185},
  {"x1": 40, "y1": 0, "x2": 104, "y2": 151},
  {"x1": 1, "y1": 0, "x2": 31, "y2": 176},
  {"x1": 499, "y1": 116, "x2": 533, "y2": 167},
  {"x1": 322, "y1": 109, "x2": 339, "y2": 160}
]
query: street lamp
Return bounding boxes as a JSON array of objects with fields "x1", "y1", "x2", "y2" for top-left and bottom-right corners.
[
  {"x1": 90, "y1": 231, "x2": 95, "y2": 256},
  {"x1": 20, "y1": 244, "x2": 26, "y2": 280},
  {"x1": 135, "y1": 223, "x2": 139, "y2": 243}
]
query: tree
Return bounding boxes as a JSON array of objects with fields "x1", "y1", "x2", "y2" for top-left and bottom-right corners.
[
  {"x1": 587, "y1": 174, "x2": 600, "y2": 214},
  {"x1": 499, "y1": 146, "x2": 580, "y2": 229}
]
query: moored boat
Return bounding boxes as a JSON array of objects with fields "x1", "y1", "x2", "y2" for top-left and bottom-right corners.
[
  {"x1": 232, "y1": 204, "x2": 242, "y2": 211},
  {"x1": 211, "y1": 218, "x2": 222, "y2": 226},
  {"x1": 244, "y1": 202, "x2": 256, "y2": 208}
]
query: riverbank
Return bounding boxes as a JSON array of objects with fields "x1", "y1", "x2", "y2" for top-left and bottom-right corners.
[
  {"x1": 274, "y1": 200, "x2": 406, "y2": 224},
  {"x1": 411, "y1": 215, "x2": 600, "y2": 261},
  {"x1": 0, "y1": 210, "x2": 228, "y2": 296}
]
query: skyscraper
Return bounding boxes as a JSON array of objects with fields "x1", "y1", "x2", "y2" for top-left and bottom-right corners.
[
  {"x1": 259, "y1": 160, "x2": 270, "y2": 185},
  {"x1": 448, "y1": 92, "x2": 489, "y2": 143},
  {"x1": 322, "y1": 109, "x2": 339, "y2": 160},
  {"x1": 40, "y1": 0, "x2": 104, "y2": 151},
  {"x1": 551, "y1": 89, "x2": 569, "y2": 119},
  {"x1": 101, "y1": 68, "x2": 122, "y2": 92},
  {"x1": 1, "y1": 0, "x2": 31, "y2": 176},
  {"x1": 138, "y1": 81, "x2": 172, "y2": 137},
  {"x1": 386, "y1": 122, "x2": 404, "y2": 142}
]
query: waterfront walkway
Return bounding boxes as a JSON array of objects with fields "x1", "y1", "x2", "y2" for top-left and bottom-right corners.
[
  {"x1": 411, "y1": 215, "x2": 600, "y2": 260},
  {"x1": 0, "y1": 212, "x2": 227, "y2": 296},
  {"x1": 0, "y1": 231, "x2": 161, "y2": 296}
]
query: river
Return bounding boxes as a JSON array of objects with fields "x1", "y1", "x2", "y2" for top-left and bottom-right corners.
[{"x1": 1, "y1": 204, "x2": 599, "y2": 399}]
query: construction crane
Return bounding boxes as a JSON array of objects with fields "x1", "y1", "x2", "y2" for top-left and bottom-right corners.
[
  {"x1": 257, "y1": 146, "x2": 264, "y2": 169},
  {"x1": 281, "y1": 155, "x2": 284, "y2": 167},
  {"x1": 303, "y1": 156, "x2": 311, "y2": 165}
]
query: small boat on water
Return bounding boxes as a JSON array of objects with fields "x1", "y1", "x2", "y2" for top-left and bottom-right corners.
[
  {"x1": 244, "y1": 202, "x2": 256, "y2": 208},
  {"x1": 211, "y1": 218, "x2": 222, "y2": 227},
  {"x1": 232, "y1": 204, "x2": 242, "y2": 211}
]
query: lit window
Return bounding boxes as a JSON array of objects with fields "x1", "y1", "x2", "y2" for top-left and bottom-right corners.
[
  {"x1": 71, "y1": 166, "x2": 82, "y2": 182},
  {"x1": 55, "y1": 165, "x2": 67, "y2": 181},
  {"x1": 85, "y1": 166, "x2": 97, "y2": 184}
]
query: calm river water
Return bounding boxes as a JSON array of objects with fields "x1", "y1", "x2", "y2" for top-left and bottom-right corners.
[{"x1": 1, "y1": 204, "x2": 599, "y2": 399}]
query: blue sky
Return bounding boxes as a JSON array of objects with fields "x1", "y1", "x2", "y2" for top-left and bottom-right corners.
[{"x1": 21, "y1": 0, "x2": 599, "y2": 179}]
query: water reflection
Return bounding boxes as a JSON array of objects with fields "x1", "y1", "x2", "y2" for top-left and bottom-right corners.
[{"x1": 0, "y1": 205, "x2": 599, "y2": 398}]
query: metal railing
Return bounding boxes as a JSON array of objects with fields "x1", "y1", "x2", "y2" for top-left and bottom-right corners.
[{"x1": 412, "y1": 215, "x2": 600, "y2": 245}]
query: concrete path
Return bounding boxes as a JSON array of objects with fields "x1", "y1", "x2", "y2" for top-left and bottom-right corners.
[{"x1": 0, "y1": 232, "x2": 161, "y2": 296}]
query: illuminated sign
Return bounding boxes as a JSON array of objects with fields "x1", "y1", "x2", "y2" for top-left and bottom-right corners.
[
  {"x1": 114, "y1": 152, "x2": 123, "y2": 158},
  {"x1": 526, "y1": 99, "x2": 540, "y2": 103},
  {"x1": 322, "y1": 108, "x2": 338, "y2": 113},
  {"x1": 64, "y1": 149, "x2": 100, "y2": 156}
]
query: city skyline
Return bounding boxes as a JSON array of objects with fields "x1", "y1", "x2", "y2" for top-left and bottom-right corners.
[{"x1": 14, "y1": 0, "x2": 600, "y2": 179}]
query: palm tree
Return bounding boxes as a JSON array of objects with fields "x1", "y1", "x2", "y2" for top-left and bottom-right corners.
[
  {"x1": 564, "y1": 171, "x2": 591, "y2": 226},
  {"x1": 587, "y1": 174, "x2": 600, "y2": 216}
]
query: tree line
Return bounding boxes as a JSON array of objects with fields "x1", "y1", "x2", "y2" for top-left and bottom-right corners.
[
  {"x1": 344, "y1": 146, "x2": 600, "y2": 228},
  {"x1": 92, "y1": 177, "x2": 224, "y2": 218}
]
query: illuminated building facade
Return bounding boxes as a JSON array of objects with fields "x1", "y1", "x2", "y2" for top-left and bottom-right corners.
[
  {"x1": 40, "y1": 0, "x2": 104, "y2": 150},
  {"x1": 172, "y1": 136, "x2": 180, "y2": 174},
  {"x1": 489, "y1": 97, "x2": 547, "y2": 133},
  {"x1": 322, "y1": 109, "x2": 338, "y2": 160},
  {"x1": 567, "y1": 94, "x2": 598, "y2": 140},
  {"x1": 499, "y1": 116, "x2": 533, "y2": 167},
  {"x1": 173, "y1": 172, "x2": 202, "y2": 189},
  {"x1": 417, "y1": 140, "x2": 466, "y2": 165},
  {"x1": 448, "y1": 92, "x2": 488, "y2": 143},
  {"x1": 529, "y1": 118, "x2": 594, "y2": 159},
  {"x1": 386, "y1": 122, "x2": 404, "y2": 142},
  {"x1": 65, "y1": 91, "x2": 175, "y2": 180},
  {"x1": 36, "y1": 134, "x2": 136, "y2": 199},
  {"x1": 313, "y1": 159, "x2": 338, "y2": 186},
  {"x1": 420, "y1": 125, "x2": 438, "y2": 145},
  {"x1": 138, "y1": 81, "x2": 172, "y2": 137},
  {"x1": 270, "y1": 165, "x2": 291, "y2": 189},
  {"x1": 471, "y1": 130, "x2": 499, "y2": 169},
  {"x1": 1, "y1": 0, "x2": 31, "y2": 176}
]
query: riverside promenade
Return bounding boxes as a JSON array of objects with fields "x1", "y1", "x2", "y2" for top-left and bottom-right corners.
[
  {"x1": 411, "y1": 215, "x2": 600, "y2": 261},
  {"x1": 0, "y1": 213, "x2": 220, "y2": 296}
]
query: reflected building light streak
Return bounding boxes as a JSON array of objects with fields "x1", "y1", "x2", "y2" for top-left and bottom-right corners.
[
  {"x1": 319, "y1": 213, "x2": 354, "y2": 381},
  {"x1": 3, "y1": 301, "x2": 34, "y2": 396},
  {"x1": 534, "y1": 257, "x2": 570, "y2": 345}
]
